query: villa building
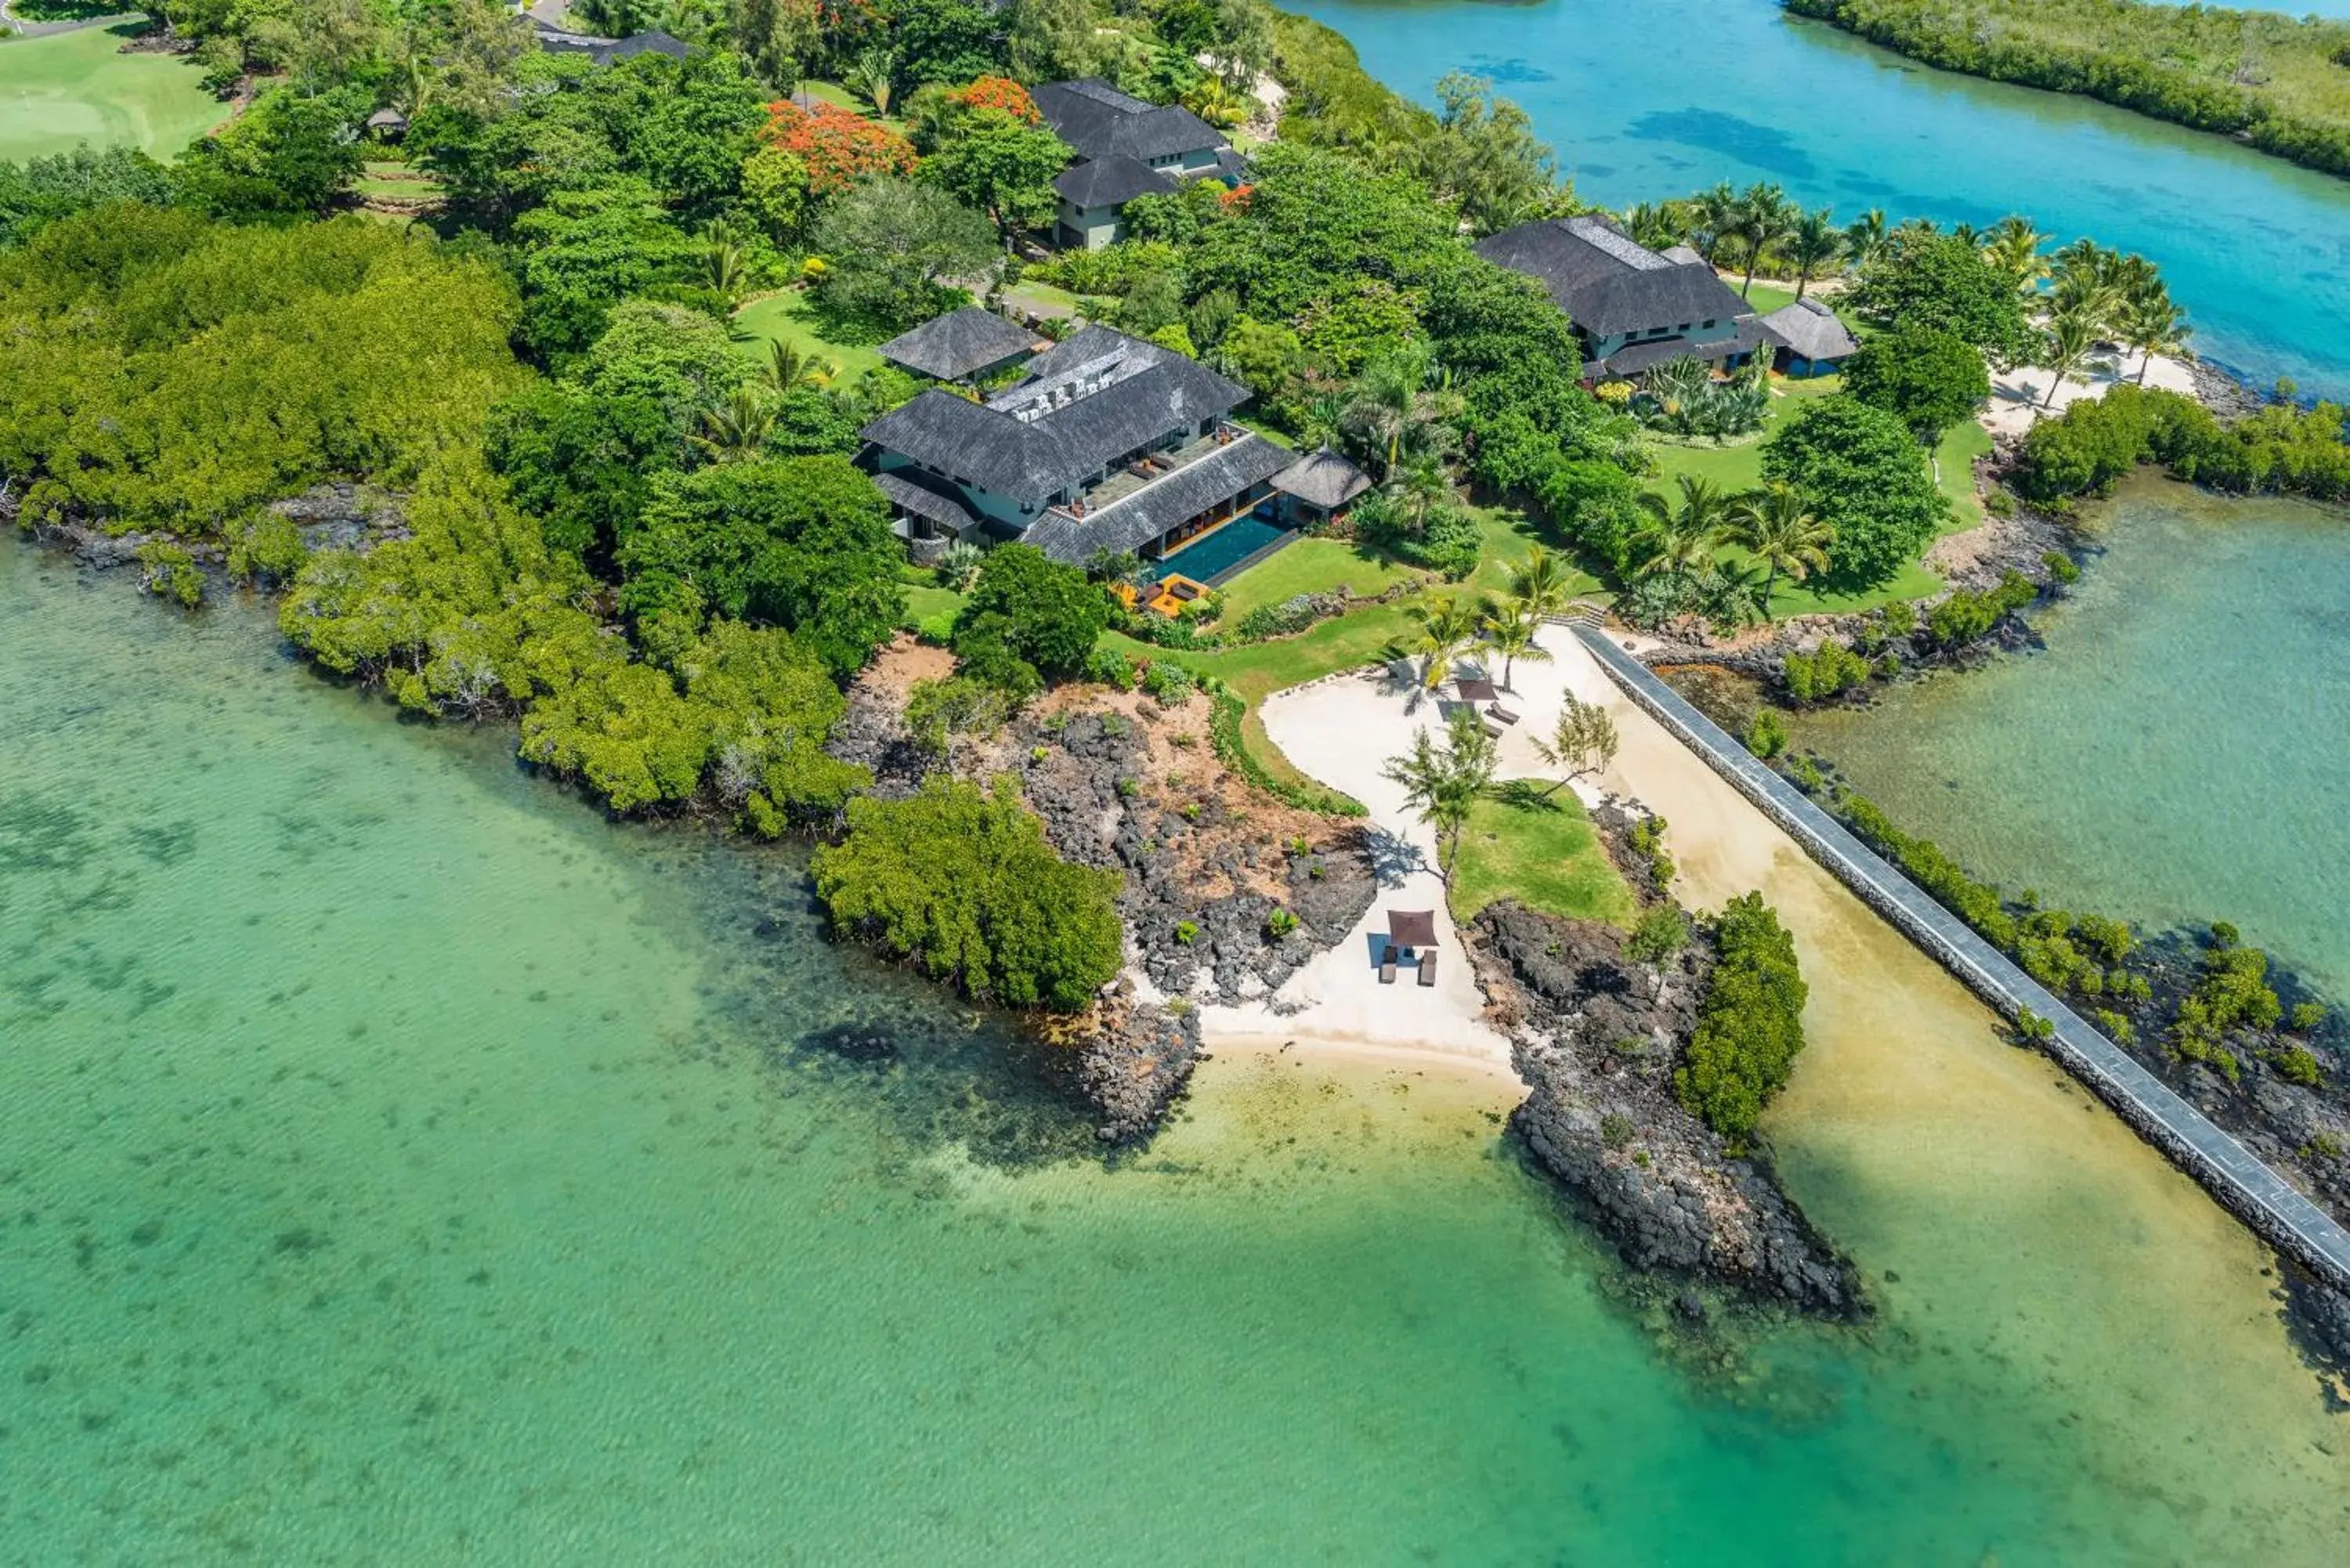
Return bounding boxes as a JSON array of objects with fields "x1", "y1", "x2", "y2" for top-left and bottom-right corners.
[
  {"x1": 1032, "y1": 78, "x2": 1242, "y2": 249},
  {"x1": 859, "y1": 326, "x2": 1294, "y2": 570},
  {"x1": 875, "y1": 306, "x2": 1046, "y2": 385},
  {"x1": 1756, "y1": 297, "x2": 1862, "y2": 378},
  {"x1": 1475, "y1": 215, "x2": 1762, "y2": 380}
]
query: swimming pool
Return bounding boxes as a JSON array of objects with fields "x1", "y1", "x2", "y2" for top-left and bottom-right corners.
[{"x1": 1155, "y1": 511, "x2": 1291, "y2": 585}]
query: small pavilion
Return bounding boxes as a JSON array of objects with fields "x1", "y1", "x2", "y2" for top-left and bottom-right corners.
[
  {"x1": 1270, "y1": 447, "x2": 1372, "y2": 527},
  {"x1": 876, "y1": 307, "x2": 1045, "y2": 385}
]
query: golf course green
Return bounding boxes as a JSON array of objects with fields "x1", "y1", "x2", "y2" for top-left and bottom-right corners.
[{"x1": 0, "y1": 20, "x2": 221, "y2": 164}]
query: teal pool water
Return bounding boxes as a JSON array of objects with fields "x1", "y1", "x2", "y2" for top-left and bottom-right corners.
[
  {"x1": 1291, "y1": 0, "x2": 2350, "y2": 397},
  {"x1": 8, "y1": 535, "x2": 2350, "y2": 1561},
  {"x1": 1790, "y1": 479, "x2": 2350, "y2": 997},
  {"x1": 1155, "y1": 511, "x2": 1288, "y2": 583}
]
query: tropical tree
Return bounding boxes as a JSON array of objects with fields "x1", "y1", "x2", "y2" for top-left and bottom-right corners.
[
  {"x1": 1730, "y1": 182, "x2": 1795, "y2": 298},
  {"x1": 1689, "y1": 182, "x2": 1739, "y2": 263},
  {"x1": 1480, "y1": 597, "x2": 1553, "y2": 689},
  {"x1": 1394, "y1": 450, "x2": 1452, "y2": 533},
  {"x1": 1382, "y1": 708, "x2": 1498, "y2": 881},
  {"x1": 1504, "y1": 544, "x2": 1574, "y2": 622},
  {"x1": 1842, "y1": 208, "x2": 1889, "y2": 272},
  {"x1": 692, "y1": 385, "x2": 777, "y2": 463},
  {"x1": 1531, "y1": 695, "x2": 1618, "y2": 791},
  {"x1": 1632, "y1": 474, "x2": 1732, "y2": 580},
  {"x1": 847, "y1": 45, "x2": 900, "y2": 118},
  {"x1": 1726, "y1": 482, "x2": 1832, "y2": 612},
  {"x1": 1345, "y1": 342, "x2": 1446, "y2": 479},
  {"x1": 1786, "y1": 206, "x2": 1844, "y2": 299},
  {"x1": 765, "y1": 339, "x2": 835, "y2": 392},
  {"x1": 1623, "y1": 201, "x2": 1683, "y2": 253},
  {"x1": 2039, "y1": 305, "x2": 2109, "y2": 409},
  {"x1": 2118, "y1": 289, "x2": 2193, "y2": 385},
  {"x1": 1404, "y1": 592, "x2": 1484, "y2": 690},
  {"x1": 1982, "y1": 215, "x2": 2051, "y2": 294}
]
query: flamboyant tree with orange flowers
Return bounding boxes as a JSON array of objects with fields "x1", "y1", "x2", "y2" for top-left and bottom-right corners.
[
  {"x1": 949, "y1": 77, "x2": 1043, "y2": 126},
  {"x1": 759, "y1": 101, "x2": 918, "y2": 196}
]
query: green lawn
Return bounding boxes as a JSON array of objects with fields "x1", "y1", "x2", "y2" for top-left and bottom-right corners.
[
  {"x1": 902, "y1": 583, "x2": 964, "y2": 631},
  {"x1": 0, "y1": 23, "x2": 223, "y2": 164},
  {"x1": 1736, "y1": 280, "x2": 1799, "y2": 315},
  {"x1": 1462, "y1": 504, "x2": 1605, "y2": 602},
  {"x1": 732, "y1": 290, "x2": 886, "y2": 385},
  {"x1": 797, "y1": 78, "x2": 907, "y2": 135},
  {"x1": 1213, "y1": 537, "x2": 1415, "y2": 623},
  {"x1": 1449, "y1": 782, "x2": 1637, "y2": 928}
]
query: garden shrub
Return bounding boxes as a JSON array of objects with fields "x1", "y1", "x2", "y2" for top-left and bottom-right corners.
[{"x1": 1676, "y1": 894, "x2": 1808, "y2": 1147}]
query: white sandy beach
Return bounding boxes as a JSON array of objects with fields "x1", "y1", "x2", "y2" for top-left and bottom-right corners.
[{"x1": 1980, "y1": 348, "x2": 2197, "y2": 439}]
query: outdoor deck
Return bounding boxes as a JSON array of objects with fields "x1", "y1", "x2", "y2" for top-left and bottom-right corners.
[
  {"x1": 1574, "y1": 627, "x2": 2350, "y2": 1295},
  {"x1": 1080, "y1": 425, "x2": 1236, "y2": 511}
]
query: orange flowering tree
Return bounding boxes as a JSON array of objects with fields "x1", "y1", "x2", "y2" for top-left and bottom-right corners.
[
  {"x1": 760, "y1": 101, "x2": 918, "y2": 196},
  {"x1": 949, "y1": 77, "x2": 1042, "y2": 126}
]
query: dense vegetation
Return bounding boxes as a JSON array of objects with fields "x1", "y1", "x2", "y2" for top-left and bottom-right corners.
[
  {"x1": 2017, "y1": 382, "x2": 2350, "y2": 506},
  {"x1": 1788, "y1": 0, "x2": 2350, "y2": 182},
  {"x1": 1676, "y1": 894, "x2": 1809, "y2": 1147},
  {"x1": 811, "y1": 776, "x2": 1126, "y2": 1010}
]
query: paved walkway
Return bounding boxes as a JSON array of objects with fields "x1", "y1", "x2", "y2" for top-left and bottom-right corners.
[{"x1": 1574, "y1": 626, "x2": 2350, "y2": 1293}]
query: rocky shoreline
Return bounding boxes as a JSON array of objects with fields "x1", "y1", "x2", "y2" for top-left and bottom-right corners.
[{"x1": 1468, "y1": 900, "x2": 1865, "y2": 1319}]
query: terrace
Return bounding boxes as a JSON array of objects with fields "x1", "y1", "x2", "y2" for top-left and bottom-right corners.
[{"x1": 1065, "y1": 423, "x2": 1245, "y2": 515}]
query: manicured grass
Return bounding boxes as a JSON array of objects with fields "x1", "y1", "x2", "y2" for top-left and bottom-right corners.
[
  {"x1": 1936, "y1": 417, "x2": 1993, "y2": 525},
  {"x1": 797, "y1": 78, "x2": 908, "y2": 135},
  {"x1": 0, "y1": 23, "x2": 223, "y2": 164},
  {"x1": 732, "y1": 290, "x2": 886, "y2": 385},
  {"x1": 1449, "y1": 782, "x2": 1636, "y2": 928},
  {"x1": 1002, "y1": 280, "x2": 1084, "y2": 321},
  {"x1": 1736, "y1": 280, "x2": 1799, "y2": 315},
  {"x1": 1646, "y1": 372, "x2": 1846, "y2": 498},
  {"x1": 902, "y1": 583, "x2": 964, "y2": 628},
  {"x1": 1462, "y1": 504, "x2": 1605, "y2": 602},
  {"x1": 1213, "y1": 537, "x2": 1415, "y2": 623}
]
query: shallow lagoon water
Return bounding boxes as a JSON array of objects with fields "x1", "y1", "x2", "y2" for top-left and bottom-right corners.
[
  {"x1": 1291, "y1": 0, "x2": 2350, "y2": 397},
  {"x1": 7, "y1": 539, "x2": 2350, "y2": 1560}
]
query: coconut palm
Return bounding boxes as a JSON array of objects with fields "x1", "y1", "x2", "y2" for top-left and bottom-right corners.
[
  {"x1": 1632, "y1": 474, "x2": 1732, "y2": 580},
  {"x1": 1726, "y1": 482, "x2": 1833, "y2": 611},
  {"x1": 846, "y1": 45, "x2": 898, "y2": 117},
  {"x1": 1689, "y1": 182, "x2": 1739, "y2": 263},
  {"x1": 1480, "y1": 597, "x2": 1553, "y2": 690},
  {"x1": 1730, "y1": 182, "x2": 1795, "y2": 298},
  {"x1": 704, "y1": 227, "x2": 747, "y2": 301},
  {"x1": 1382, "y1": 708, "x2": 1498, "y2": 881},
  {"x1": 2117, "y1": 290, "x2": 2193, "y2": 385},
  {"x1": 1394, "y1": 450, "x2": 1452, "y2": 533},
  {"x1": 1623, "y1": 201, "x2": 1683, "y2": 253},
  {"x1": 765, "y1": 340, "x2": 835, "y2": 393},
  {"x1": 2038, "y1": 305, "x2": 2110, "y2": 410},
  {"x1": 692, "y1": 385, "x2": 776, "y2": 463},
  {"x1": 1842, "y1": 208, "x2": 1890, "y2": 271},
  {"x1": 1504, "y1": 544, "x2": 1574, "y2": 623},
  {"x1": 1786, "y1": 207, "x2": 1844, "y2": 300},
  {"x1": 1982, "y1": 215, "x2": 2052, "y2": 294},
  {"x1": 1404, "y1": 592, "x2": 1484, "y2": 691},
  {"x1": 1345, "y1": 343, "x2": 1444, "y2": 480}
]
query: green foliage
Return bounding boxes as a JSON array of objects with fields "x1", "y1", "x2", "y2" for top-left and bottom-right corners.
[
  {"x1": 1845, "y1": 228, "x2": 2034, "y2": 364},
  {"x1": 511, "y1": 177, "x2": 700, "y2": 361},
  {"x1": 2171, "y1": 936, "x2": 2284, "y2": 1068},
  {"x1": 1141, "y1": 658, "x2": 1198, "y2": 703},
  {"x1": 619, "y1": 457, "x2": 902, "y2": 677},
  {"x1": 0, "y1": 146, "x2": 173, "y2": 250},
  {"x1": 486, "y1": 382, "x2": 679, "y2": 562},
  {"x1": 954, "y1": 543, "x2": 1110, "y2": 685},
  {"x1": 1599, "y1": 1111, "x2": 1635, "y2": 1151},
  {"x1": 1174, "y1": 919, "x2": 1200, "y2": 946},
  {"x1": 1787, "y1": 0, "x2": 2350, "y2": 183},
  {"x1": 1925, "y1": 570, "x2": 2037, "y2": 647},
  {"x1": 1781, "y1": 641, "x2": 1872, "y2": 703},
  {"x1": 176, "y1": 87, "x2": 366, "y2": 222},
  {"x1": 812, "y1": 175, "x2": 996, "y2": 330},
  {"x1": 921, "y1": 109, "x2": 1071, "y2": 238},
  {"x1": 2018, "y1": 381, "x2": 2350, "y2": 505},
  {"x1": 136, "y1": 540, "x2": 204, "y2": 609},
  {"x1": 2041, "y1": 549, "x2": 2081, "y2": 585},
  {"x1": 1840, "y1": 323, "x2": 1990, "y2": 444},
  {"x1": 2093, "y1": 1007, "x2": 2138, "y2": 1046},
  {"x1": 1839, "y1": 790, "x2": 2017, "y2": 949},
  {"x1": 1625, "y1": 905, "x2": 1689, "y2": 964},
  {"x1": 1267, "y1": 906, "x2": 1301, "y2": 940},
  {"x1": 1744, "y1": 707, "x2": 1789, "y2": 760},
  {"x1": 0, "y1": 209, "x2": 526, "y2": 540},
  {"x1": 1762, "y1": 396, "x2": 1950, "y2": 586},
  {"x1": 1084, "y1": 645, "x2": 1138, "y2": 689},
  {"x1": 1676, "y1": 894, "x2": 1809, "y2": 1146},
  {"x1": 1206, "y1": 687, "x2": 1367, "y2": 815},
  {"x1": 225, "y1": 511, "x2": 308, "y2": 587},
  {"x1": 1625, "y1": 814, "x2": 1676, "y2": 891},
  {"x1": 2291, "y1": 1001, "x2": 2328, "y2": 1033},
  {"x1": 811, "y1": 776, "x2": 1124, "y2": 1010},
  {"x1": 2265, "y1": 1044, "x2": 2325, "y2": 1087}
]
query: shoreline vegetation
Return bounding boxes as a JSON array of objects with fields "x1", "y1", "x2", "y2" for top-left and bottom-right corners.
[{"x1": 1785, "y1": 0, "x2": 2350, "y2": 182}]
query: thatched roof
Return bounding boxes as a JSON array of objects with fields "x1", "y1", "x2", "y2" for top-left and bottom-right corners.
[
  {"x1": 1758, "y1": 298, "x2": 1861, "y2": 363},
  {"x1": 877, "y1": 306, "x2": 1039, "y2": 381},
  {"x1": 1270, "y1": 447, "x2": 1371, "y2": 510},
  {"x1": 1477, "y1": 215, "x2": 1749, "y2": 338}
]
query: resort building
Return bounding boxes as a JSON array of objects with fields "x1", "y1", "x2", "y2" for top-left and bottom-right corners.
[
  {"x1": 859, "y1": 325, "x2": 1294, "y2": 573},
  {"x1": 1756, "y1": 297, "x2": 1862, "y2": 378},
  {"x1": 1032, "y1": 78, "x2": 1242, "y2": 249},
  {"x1": 528, "y1": 20, "x2": 691, "y2": 65},
  {"x1": 1267, "y1": 447, "x2": 1372, "y2": 528},
  {"x1": 875, "y1": 306, "x2": 1045, "y2": 386},
  {"x1": 1474, "y1": 215, "x2": 1762, "y2": 380}
]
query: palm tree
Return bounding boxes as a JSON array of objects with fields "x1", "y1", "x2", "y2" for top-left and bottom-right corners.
[
  {"x1": 1394, "y1": 450, "x2": 1453, "y2": 533},
  {"x1": 1726, "y1": 482, "x2": 1832, "y2": 612},
  {"x1": 1381, "y1": 709, "x2": 1498, "y2": 882},
  {"x1": 704, "y1": 227, "x2": 747, "y2": 302},
  {"x1": 1404, "y1": 592, "x2": 1483, "y2": 691},
  {"x1": 1690, "y1": 182, "x2": 1739, "y2": 263},
  {"x1": 692, "y1": 386, "x2": 776, "y2": 463},
  {"x1": 1505, "y1": 544, "x2": 1574, "y2": 623},
  {"x1": 1786, "y1": 207, "x2": 1843, "y2": 300},
  {"x1": 1982, "y1": 215, "x2": 2051, "y2": 294},
  {"x1": 1480, "y1": 598, "x2": 1553, "y2": 690},
  {"x1": 1623, "y1": 201, "x2": 1683, "y2": 253},
  {"x1": 1295, "y1": 391, "x2": 1349, "y2": 454},
  {"x1": 2038, "y1": 305, "x2": 2108, "y2": 410},
  {"x1": 1347, "y1": 344, "x2": 1450, "y2": 481},
  {"x1": 1842, "y1": 208, "x2": 1889, "y2": 272},
  {"x1": 847, "y1": 45, "x2": 899, "y2": 118},
  {"x1": 2117, "y1": 290, "x2": 2193, "y2": 385},
  {"x1": 765, "y1": 340, "x2": 835, "y2": 393},
  {"x1": 1730, "y1": 182, "x2": 1795, "y2": 298},
  {"x1": 1632, "y1": 475, "x2": 1731, "y2": 580}
]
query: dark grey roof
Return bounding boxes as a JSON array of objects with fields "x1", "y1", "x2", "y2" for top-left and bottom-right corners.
[
  {"x1": 877, "y1": 307, "x2": 1040, "y2": 381},
  {"x1": 874, "y1": 471, "x2": 978, "y2": 533},
  {"x1": 1054, "y1": 154, "x2": 1177, "y2": 209},
  {"x1": 366, "y1": 108, "x2": 409, "y2": 130},
  {"x1": 1758, "y1": 298, "x2": 1861, "y2": 363},
  {"x1": 1659, "y1": 244, "x2": 1705, "y2": 265},
  {"x1": 1594, "y1": 316, "x2": 1766, "y2": 378},
  {"x1": 532, "y1": 23, "x2": 690, "y2": 64},
  {"x1": 1021, "y1": 435, "x2": 1293, "y2": 563},
  {"x1": 1477, "y1": 215, "x2": 1751, "y2": 338},
  {"x1": 1032, "y1": 78, "x2": 1224, "y2": 164},
  {"x1": 1270, "y1": 447, "x2": 1370, "y2": 509},
  {"x1": 861, "y1": 329, "x2": 1251, "y2": 504}
]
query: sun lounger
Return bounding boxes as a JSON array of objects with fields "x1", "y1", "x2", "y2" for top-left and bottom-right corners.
[
  {"x1": 1483, "y1": 719, "x2": 1504, "y2": 739},
  {"x1": 1488, "y1": 703, "x2": 1519, "y2": 725},
  {"x1": 1379, "y1": 945, "x2": 1398, "y2": 984},
  {"x1": 1416, "y1": 951, "x2": 1438, "y2": 987}
]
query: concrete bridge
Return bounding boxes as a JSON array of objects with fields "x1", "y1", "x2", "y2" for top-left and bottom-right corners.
[{"x1": 1575, "y1": 625, "x2": 2350, "y2": 1294}]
